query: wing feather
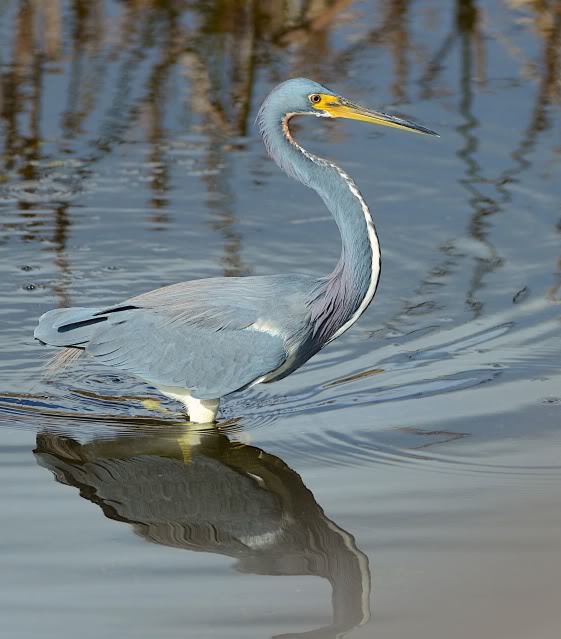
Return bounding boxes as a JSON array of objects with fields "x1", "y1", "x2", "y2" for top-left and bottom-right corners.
[
  {"x1": 86, "y1": 310, "x2": 287, "y2": 399},
  {"x1": 121, "y1": 278, "x2": 262, "y2": 332}
]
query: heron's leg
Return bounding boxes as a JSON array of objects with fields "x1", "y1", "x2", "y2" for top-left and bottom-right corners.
[
  {"x1": 156, "y1": 386, "x2": 220, "y2": 423},
  {"x1": 183, "y1": 396, "x2": 220, "y2": 424}
]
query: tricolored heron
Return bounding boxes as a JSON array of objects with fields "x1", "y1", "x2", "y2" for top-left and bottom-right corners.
[{"x1": 35, "y1": 78, "x2": 436, "y2": 423}]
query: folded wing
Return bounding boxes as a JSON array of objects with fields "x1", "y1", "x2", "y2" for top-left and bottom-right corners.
[
  {"x1": 86, "y1": 309, "x2": 286, "y2": 399},
  {"x1": 35, "y1": 277, "x2": 295, "y2": 399}
]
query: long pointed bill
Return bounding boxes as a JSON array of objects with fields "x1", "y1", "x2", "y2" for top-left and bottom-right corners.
[{"x1": 313, "y1": 95, "x2": 438, "y2": 136}]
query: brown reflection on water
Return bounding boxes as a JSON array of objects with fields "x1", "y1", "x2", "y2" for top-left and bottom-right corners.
[
  {"x1": 456, "y1": 0, "x2": 501, "y2": 318},
  {"x1": 412, "y1": 1, "x2": 499, "y2": 320},
  {"x1": 51, "y1": 205, "x2": 72, "y2": 307},
  {"x1": 456, "y1": 0, "x2": 561, "y2": 316},
  {"x1": 0, "y1": 0, "x2": 560, "y2": 303},
  {"x1": 394, "y1": 0, "x2": 561, "y2": 327},
  {"x1": 62, "y1": 1, "x2": 105, "y2": 141},
  {"x1": 35, "y1": 426, "x2": 371, "y2": 638},
  {"x1": 140, "y1": 3, "x2": 183, "y2": 220}
]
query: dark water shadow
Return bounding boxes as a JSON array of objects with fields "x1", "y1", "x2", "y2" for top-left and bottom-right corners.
[{"x1": 34, "y1": 425, "x2": 371, "y2": 639}]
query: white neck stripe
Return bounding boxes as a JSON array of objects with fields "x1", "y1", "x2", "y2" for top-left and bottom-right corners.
[{"x1": 281, "y1": 115, "x2": 382, "y2": 343}]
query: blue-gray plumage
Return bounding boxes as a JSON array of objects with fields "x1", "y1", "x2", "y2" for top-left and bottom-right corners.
[{"x1": 34, "y1": 78, "x2": 436, "y2": 423}]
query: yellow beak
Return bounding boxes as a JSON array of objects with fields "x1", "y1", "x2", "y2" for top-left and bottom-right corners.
[{"x1": 315, "y1": 95, "x2": 438, "y2": 136}]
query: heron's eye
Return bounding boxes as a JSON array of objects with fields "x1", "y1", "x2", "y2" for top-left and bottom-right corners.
[{"x1": 309, "y1": 94, "x2": 322, "y2": 104}]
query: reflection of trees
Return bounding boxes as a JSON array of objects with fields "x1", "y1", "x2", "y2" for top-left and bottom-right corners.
[
  {"x1": 62, "y1": 1, "x2": 104, "y2": 140},
  {"x1": 0, "y1": 1, "x2": 72, "y2": 306},
  {"x1": 387, "y1": 0, "x2": 561, "y2": 328},
  {"x1": 454, "y1": 1, "x2": 500, "y2": 317},
  {"x1": 0, "y1": 0, "x2": 559, "y2": 306},
  {"x1": 517, "y1": 3, "x2": 561, "y2": 300},
  {"x1": 405, "y1": 1, "x2": 500, "y2": 319}
]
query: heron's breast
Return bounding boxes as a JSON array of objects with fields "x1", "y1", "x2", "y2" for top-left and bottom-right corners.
[{"x1": 247, "y1": 315, "x2": 312, "y2": 385}]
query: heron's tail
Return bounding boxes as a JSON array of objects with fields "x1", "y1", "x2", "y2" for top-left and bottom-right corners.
[
  {"x1": 34, "y1": 306, "x2": 105, "y2": 347},
  {"x1": 42, "y1": 347, "x2": 84, "y2": 380}
]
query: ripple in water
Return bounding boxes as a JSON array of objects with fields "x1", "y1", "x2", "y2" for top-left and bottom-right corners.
[
  {"x1": 260, "y1": 428, "x2": 561, "y2": 481},
  {"x1": 2, "y1": 315, "x2": 560, "y2": 482},
  {"x1": 0, "y1": 177, "x2": 82, "y2": 204}
]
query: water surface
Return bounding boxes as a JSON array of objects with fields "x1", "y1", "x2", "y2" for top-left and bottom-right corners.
[{"x1": 1, "y1": 1, "x2": 561, "y2": 637}]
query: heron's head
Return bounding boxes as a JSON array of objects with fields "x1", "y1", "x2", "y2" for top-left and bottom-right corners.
[{"x1": 260, "y1": 78, "x2": 437, "y2": 136}]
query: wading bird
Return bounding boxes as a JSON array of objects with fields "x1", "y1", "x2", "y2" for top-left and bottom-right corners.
[{"x1": 35, "y1": 79, "x2": 436, "y2": 423}]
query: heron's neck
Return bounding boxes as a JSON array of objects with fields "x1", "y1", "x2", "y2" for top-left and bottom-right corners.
[{"x1": 262, "y1": 114, "x2": 381, "y2": 342}]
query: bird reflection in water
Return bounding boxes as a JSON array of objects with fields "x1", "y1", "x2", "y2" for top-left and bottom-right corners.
[{"x1": 34, "y1": 426, "x2": 371, "y2": 639}]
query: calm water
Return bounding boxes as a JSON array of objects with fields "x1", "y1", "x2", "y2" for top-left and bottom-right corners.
[{"x1": 1, "y1": 1, "x2": 561, "y2": 637}]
